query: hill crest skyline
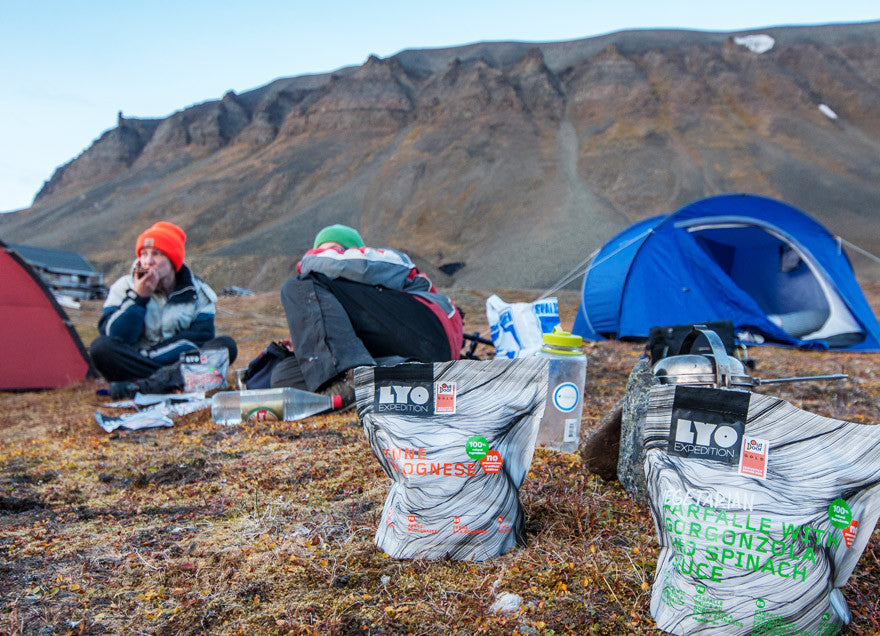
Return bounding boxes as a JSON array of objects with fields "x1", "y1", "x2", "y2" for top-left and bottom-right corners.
[{"x1": 3, "y1": 21, "x2": 879, "y2": 292}]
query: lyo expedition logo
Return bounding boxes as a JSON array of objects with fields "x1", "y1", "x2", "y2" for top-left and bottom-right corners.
[
  {"x1": 667, "y1": 387, "x2": 749, "y2": 465},
  {"x1": 180, "y1": 350, "x2": 203, "y2": 364},
  {"x1": 672, "y1": 418, "x2": 740, "y2": 459},
  {"x1": 374, "y1": 366, "x2": 435, "y2": 416}
]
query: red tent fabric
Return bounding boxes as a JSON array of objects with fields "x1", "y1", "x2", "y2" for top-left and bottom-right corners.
[{"x1": 1, "y1": 240, "x2": 95, "y2": 390}]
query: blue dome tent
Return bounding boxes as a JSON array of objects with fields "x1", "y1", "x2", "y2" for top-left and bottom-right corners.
[{"x1": 572, "y1": 194, "x2": 880, "y2": 351}]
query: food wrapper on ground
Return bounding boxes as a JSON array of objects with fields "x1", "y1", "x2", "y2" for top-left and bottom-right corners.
[
  {"x1": 356, "y1": 358, "x2": 548, "y2": 561},
  {"x1": 643, "y1": 385, "x2": 880, "y2": 635},
  {"x1": 95, "y1": 403, "x2": 175, "y2": 432},
  {"x1": 96, "y1": 393, "x2": 210, "y2": 432}
]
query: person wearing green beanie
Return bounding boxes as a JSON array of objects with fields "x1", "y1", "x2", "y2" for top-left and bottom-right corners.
[
  {"x1": 312, "y1": 224, "x2": 365, "y2": 250},
  {"x1": 271, "y1": 224, "x2": 464, "y2": 405}
]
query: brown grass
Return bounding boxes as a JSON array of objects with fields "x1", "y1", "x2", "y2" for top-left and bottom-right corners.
[{"x1": 2, "y1": 287, "x2": 879, "y2": 635}]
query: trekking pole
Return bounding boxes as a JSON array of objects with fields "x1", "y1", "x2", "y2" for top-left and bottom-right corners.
[{"x1": 463, "y1": 332, "x2": 494, "y2": 359}]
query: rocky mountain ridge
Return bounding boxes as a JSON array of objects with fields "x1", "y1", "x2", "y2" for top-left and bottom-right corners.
[{"x1": 3, "y1": 22, "x2": 880, "y2": 291}]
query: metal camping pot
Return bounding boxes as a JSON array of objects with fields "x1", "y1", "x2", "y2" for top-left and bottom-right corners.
[
  {"x1": 652, "y1": 327, "x2": 754, "y2": 388},
  {"x1": 652, "y1": 326, "x2": 847, "y2": 389},
  {"x1": 652, "y1": 353, "x2": 755, "y2": 388}
]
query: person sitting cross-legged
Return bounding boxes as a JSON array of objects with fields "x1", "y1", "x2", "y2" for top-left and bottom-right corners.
[{"x1": 89, "y1": 221, "x2": 237, "y2": 397}]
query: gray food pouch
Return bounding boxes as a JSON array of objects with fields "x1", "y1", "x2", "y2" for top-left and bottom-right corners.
[
  {"x1": 356, "y1": 357, "x2": 548, "y2": 561},
  {"x1": 180, "y1": 348, "x2": 229, "y2": 392},
  {"x1": 643, "y1": 385, "x2": 880, "y2": 635}
]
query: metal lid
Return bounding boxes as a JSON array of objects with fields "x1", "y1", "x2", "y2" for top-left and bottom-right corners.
[{"x1": 653, "y1": 354, "x2": 753, "y2": 387}]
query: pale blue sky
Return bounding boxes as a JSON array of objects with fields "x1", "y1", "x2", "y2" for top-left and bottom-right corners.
[{"x1": 1, "y1": 1, "x2": 877, "y2": 212}]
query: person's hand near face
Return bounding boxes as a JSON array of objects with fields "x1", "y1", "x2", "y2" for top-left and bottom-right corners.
[{"x1": 132, "y1": 247, "x2": 175, "y2": 297}]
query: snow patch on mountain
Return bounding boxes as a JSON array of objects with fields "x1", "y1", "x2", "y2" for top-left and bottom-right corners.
[
  {"x1": 734, "y1": 34, "x2": 775, "y2": 54},
  {"x1": 819, "y1": 104, "x2": 839, "y2": 120}
]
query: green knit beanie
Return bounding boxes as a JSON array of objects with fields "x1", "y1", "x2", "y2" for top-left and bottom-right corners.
[{"x1": 313, "y1": 224, "x2": 365, "y2": 249}]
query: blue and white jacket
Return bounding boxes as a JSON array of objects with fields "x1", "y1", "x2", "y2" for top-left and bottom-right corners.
[{"x1": 99, "y1": 263, "x2": 217, "y2": 365}]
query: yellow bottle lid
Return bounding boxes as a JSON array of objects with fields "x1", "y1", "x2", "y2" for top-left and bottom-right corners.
[{"x1": 542, "y1": 325, "x2": 583, "y2": 348}]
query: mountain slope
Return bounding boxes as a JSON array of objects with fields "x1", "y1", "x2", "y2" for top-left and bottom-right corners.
[{"x1": 2, "y1": 22, "x2": 879, "y2": 291}]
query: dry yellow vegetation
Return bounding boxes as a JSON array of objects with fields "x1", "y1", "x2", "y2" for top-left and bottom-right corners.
[{"x1": 1, "y1": 287, "x2": 878, "y2": 635}]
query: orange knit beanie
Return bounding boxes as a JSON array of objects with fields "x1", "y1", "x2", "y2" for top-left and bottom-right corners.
[{"x1": 136, "y1": 221, "x2": 186, "y2": 271}]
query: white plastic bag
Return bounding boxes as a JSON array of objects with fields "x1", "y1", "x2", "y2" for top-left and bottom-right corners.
[{"x1": 486, "y1": 295, "x2": 560, "y2": 358}]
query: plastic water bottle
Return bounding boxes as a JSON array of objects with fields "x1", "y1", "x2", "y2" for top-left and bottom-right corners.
[
  {"x1": 211, "y1": 388, "x2": 342, "y2": 425},
  {"x1": 536, "y1": 327, "x2": 587, "y2": 453}
]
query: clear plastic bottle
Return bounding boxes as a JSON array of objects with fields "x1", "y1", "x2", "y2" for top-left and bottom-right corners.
[
  {"x1": 211, "y1": 388, "x2": 342, "y2": 425},
  {"x1": 536, "y1": 326, "x2": 587, "y2": 453}
]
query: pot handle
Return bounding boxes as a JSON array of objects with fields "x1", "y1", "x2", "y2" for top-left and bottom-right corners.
[{"x1": 678, "y1": 326, "x2": 733, "y2": 388}]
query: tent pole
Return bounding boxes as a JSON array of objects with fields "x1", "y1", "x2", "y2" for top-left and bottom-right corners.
[
  {"x1": 535, "y1": 228, "x2": 656, "y2": 302},
  {"x1": 535, "y1": 248, "x2": 599, "y2": 301},
  {"x1": 838, "y1": 237, "x2": 880, "y2": 266}
]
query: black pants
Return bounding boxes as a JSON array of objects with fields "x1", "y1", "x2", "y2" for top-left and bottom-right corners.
[
  {"x1": 90, "y1": 335, "x2": 237, "y2": 388},
  {"x1": 275, "y1": 274, "x2": 450, "y2": 391}
]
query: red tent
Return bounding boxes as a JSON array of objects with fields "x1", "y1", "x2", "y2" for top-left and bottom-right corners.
[{"x1": 1, "y1": 240, "x2": 96, "y2": 390}]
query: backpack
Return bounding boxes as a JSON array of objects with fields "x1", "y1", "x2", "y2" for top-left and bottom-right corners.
[{"x1": 241, "y1": 341, "x2": 294, "y2": 389}]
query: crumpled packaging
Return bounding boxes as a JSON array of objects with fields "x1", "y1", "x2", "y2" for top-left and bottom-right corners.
[
  {"x1": 356, "y1": 358, "x2": 548, "y2": 561},
  {"x1": 643, "y1": 384, "x2": 880, "y2": 635}
]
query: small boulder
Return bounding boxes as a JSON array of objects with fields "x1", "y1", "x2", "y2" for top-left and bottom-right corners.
[
  {"x1": 617, "y1": 357, "x2": 658, "y2": 505},
  {"x1": 490, "y1": 592, "x2": 523, "y2": 614}
]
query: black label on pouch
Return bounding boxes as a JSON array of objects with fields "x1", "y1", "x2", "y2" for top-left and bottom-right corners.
[
  {"x1": 667, "y1": 386, "x2": 750, "y2": 465},
  {"x1": 373, "y1": 365, "x2": 435, "y2": 417}
]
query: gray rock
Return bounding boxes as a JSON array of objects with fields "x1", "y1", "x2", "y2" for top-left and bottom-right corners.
[
  {"x1": 617, "y1": 357, "x2": 658, "y2": 505},
  {"x1": 490, "y1": 592, "x2": 523, "y2": 614}
]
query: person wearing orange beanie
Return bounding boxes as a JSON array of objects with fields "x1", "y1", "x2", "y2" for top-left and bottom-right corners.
[
  {"x1": 90, "y1": 221, "x2": 237, "y2": 397},
  {"x1": 136, "y1": 221, "x2": 187, "y2": 271}
]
